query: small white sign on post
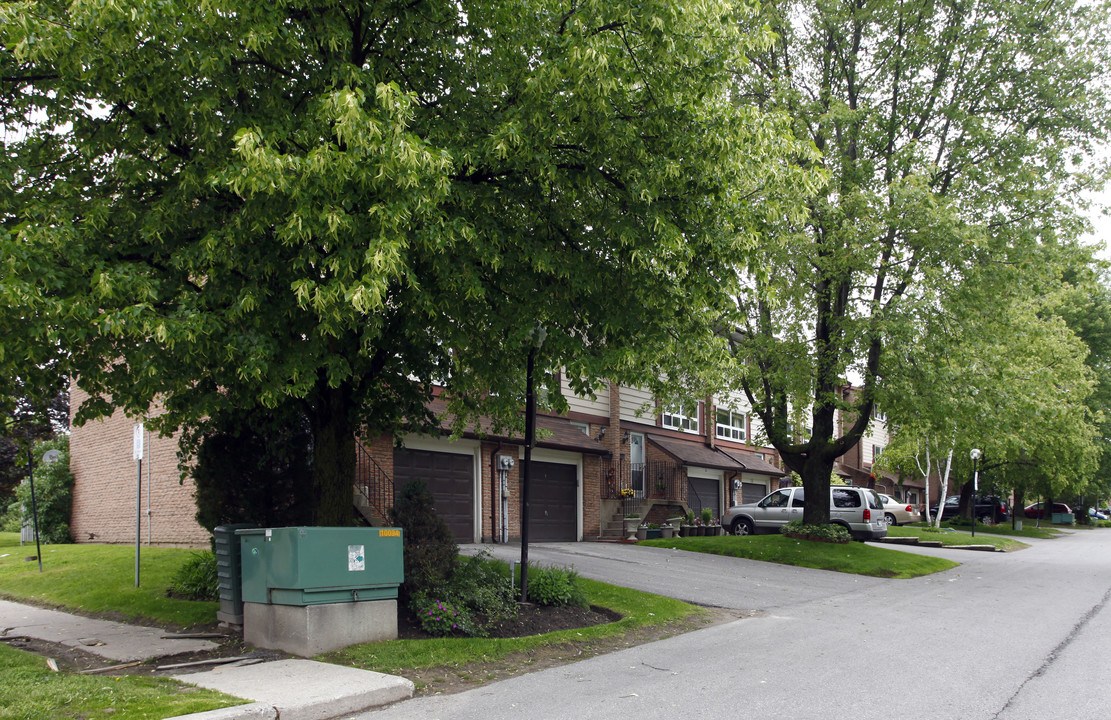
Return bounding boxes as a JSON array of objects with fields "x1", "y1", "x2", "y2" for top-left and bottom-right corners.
[{"x1": 133, "y1": 423, "x2": 145, "y2": 461}]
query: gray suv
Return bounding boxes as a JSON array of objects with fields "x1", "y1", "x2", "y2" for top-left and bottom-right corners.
[{"x1": 723, "y1": 486, "x2": 888, "y2": 541}]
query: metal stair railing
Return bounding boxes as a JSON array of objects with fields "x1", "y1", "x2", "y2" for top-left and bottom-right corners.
[{"x1": 354, "y1": 438, "x2": 394, "y2": 524}]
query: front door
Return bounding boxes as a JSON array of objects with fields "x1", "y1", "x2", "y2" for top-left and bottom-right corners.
[{"x1": 629, "y1": 432, "x2": 645, "y2": 496}]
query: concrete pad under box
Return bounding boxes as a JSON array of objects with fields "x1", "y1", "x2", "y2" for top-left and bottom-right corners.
[{"x1": 244, "y1": 600, "x2": 397, "y2": 657}]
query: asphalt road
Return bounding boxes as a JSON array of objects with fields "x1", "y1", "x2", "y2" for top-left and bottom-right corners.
[{"x1": 357, "y1": 532, "x2": 1111, "y2": 719}]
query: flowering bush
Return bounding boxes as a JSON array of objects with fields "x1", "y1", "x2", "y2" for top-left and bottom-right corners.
[
  {"x1": 415, "y1": 598, "x2": 473, "y2": 637},
  {"x1": 619, "y1": 487, "x2": 636, "y2": 498}
]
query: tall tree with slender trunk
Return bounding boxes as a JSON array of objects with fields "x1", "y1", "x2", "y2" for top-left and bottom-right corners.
[{"x1": 725, "y1": 0, "x2": 1111, "y2": 524}]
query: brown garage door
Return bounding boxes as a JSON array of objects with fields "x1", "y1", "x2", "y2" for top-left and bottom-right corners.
[
  {"x1": 393, "y1": 448, "x2": 474, "y2": 542},
  {"x1": 527, "y1": 461, "x2": 577, "y2": 542},
  {"x1": 687, "y1": 476, "x2": 721, "y2": 518}
]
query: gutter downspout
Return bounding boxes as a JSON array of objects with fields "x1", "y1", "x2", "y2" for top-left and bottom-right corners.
[{"x1": 491, "y1": 442, "x2": 503, "y2": 543}]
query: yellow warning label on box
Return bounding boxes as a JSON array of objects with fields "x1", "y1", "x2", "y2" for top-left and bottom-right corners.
[{"x1": 378, "y1": 529, "x2": 401, "y2": 538}]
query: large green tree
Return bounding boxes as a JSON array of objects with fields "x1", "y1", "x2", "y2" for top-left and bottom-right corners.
[
  {"x1": 722, "y1": 0, "x2": 1111, "y2": 524},
  {"x1": 0, "y1": 1, "x2": 799, "y2": 523}
]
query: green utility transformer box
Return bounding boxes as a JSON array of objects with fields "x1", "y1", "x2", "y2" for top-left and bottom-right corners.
[
  {"x1": 236, "y1": 526, "x2": 405, "y2": 656},
  {"x1": 238, "y1": 526, "x2": 404, "y2": 605}
]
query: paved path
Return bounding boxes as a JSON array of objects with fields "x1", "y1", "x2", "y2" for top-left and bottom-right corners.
[
  {"x1": 355, "y1": 532, "x2": 1111, "y2": 719},
  {"x1": 0, "y1": 599, "x2": 218, "y2": 661}
]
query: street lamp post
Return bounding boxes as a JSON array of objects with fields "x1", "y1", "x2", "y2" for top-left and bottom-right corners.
[
  {"x1": 520, "y1": 323, "x2": 546, "y2": 603},
  {"x1": 970, "y1": 448, "x2": 982, "y2": 538}
]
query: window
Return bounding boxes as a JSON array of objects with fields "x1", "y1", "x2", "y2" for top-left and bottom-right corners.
[
  {"x1": 662, "y1": 404, "x2": 700, "y2": 433},
  {"x1": 715, "y1": 408, "x2": 747, "y2": 441},
  {"x1": 570, "y1": 421, "x2": 589, "y2": 436},
  {"x1": 833, "y1": 488, "x2": 862, "y2": 508},
  {"x1": 872, "y1": 444, "x2": 884, "y2": 461},
  {"x1": 760, "y1": 489, "x2": 791, "y2": 508},
  {"x1": 873, "y1": 407, "x2": 888, "y2": 422}
]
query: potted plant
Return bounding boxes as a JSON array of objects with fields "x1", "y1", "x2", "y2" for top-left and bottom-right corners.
[
  {"x1": 623, "y1": 513, "x2": 641, "y2": 536},
  {"x1": 660, "y1": 523, "x2": 675, "y2": 538},
  {"x1": 653, "y1": 481, "x2": 667, "y2": 498},
  {"x1": 700, "y1": 507, "x2": 717, "y2": 536},
  {"x1": 635, "y1": 523, "x2": 648, "y2": 541},
  {"x1": 645, "y1": 522, "x2": 662, "y2": 540},
  {"x1": 681, "y1": 511, "x2": 696, "y2": 537}
]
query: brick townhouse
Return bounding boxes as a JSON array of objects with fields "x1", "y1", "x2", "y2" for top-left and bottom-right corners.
[{"x1": 67, "y1": 377, "x2": 902, "y2": 547}]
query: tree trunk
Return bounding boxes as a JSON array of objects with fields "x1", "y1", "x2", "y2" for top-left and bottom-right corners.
[
  {"x1": 800, "y1": 454, "x2": 834, "y2": 525},
  {"x1": 309, "y1": 382, "x2": 357, "y2": 526},
  {"x1": 958, "y1": 480, "x2": 974, "y2": 523}
]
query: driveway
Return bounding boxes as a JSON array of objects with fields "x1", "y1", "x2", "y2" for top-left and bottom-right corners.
[{"x1": 358, "y1": 532, "x2": 1111, "y2": 719}]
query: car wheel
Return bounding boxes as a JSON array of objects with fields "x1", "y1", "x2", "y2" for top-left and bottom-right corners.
[
  {"x1": 731, "y1": 518, "x2": 754, "y2": 536},
  {"x1": 884, "y1": 513, "x2": 897, "y2": 527}
]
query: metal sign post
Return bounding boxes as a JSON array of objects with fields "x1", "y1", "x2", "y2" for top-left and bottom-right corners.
[
  {"x1": 26, "y1": 445, "x2": 43, "y2": 573},
  {"x1": 133, "y1": 423, "x2": 144, "y2": 587}
]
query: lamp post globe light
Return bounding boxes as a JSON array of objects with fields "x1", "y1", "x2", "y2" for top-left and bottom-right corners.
[{"x1": 970, "y1": 448, "x2": 982, "y2": 537}]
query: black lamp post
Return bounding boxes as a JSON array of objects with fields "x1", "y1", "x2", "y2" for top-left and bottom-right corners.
[
  {"x1": 520, "y1": 323, "x2": 546, "y2": 603},
  {"x1": 970, "y1": 448, "x2": 982, "y2": 538}
]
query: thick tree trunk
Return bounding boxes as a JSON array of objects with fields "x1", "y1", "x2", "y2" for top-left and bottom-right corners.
[
  {"x1": 958, "y1": 480, "x2": 974, "y2": 523},
  {"x1": 309, "y1": 382, "x2": 357, "y2": 526},
  {"x1": 800, "y1": 454, "x2": 834, "y2": 525}
]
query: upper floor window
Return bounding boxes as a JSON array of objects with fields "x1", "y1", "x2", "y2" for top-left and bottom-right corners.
[
  {"x1": 872, "y1": 444, "x2": 884, "y2": 461},
  {"x1": 715, "y1": 408, "x2": 746, "y2": 441},
  {"x1": 570, "y1": 420, "x2": 589, "y2": 436},
  {"x1": 662, "y1": 404, "x2": 700, "y2": 433},
  {"x1": 872, "y1": 407, "x2": 887, "y2": 422}
]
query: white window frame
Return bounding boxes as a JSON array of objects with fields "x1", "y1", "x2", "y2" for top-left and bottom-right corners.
[
  {"x1": 569, "y1": 420, "x2": 590, "y2": 436},
  {"x1": 662, "y1": 403, "x2": 700, "y2": 433},
  {"x1": 715, "y1": 408, "x2": 747, "y2": 441}
]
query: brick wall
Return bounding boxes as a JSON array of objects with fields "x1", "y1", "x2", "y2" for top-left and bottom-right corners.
[{"x1": 69, "y1": 385, "x2": 209, "y2": 548}]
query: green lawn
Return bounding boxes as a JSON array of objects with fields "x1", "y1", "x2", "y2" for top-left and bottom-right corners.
[
  {"x1": 0, "y1": 532, "x2": 216, "y2": 627},
  {"x1": 639, "y1": 534, "x2": 959, "y2": 578},
  {"x1": 0, "y1": 642, "x2": 241, "y2": 720},
  {"x1": 904, "y1": 521, "x2": 1059, "y2": 540},
  {"x1": 885, "y1": 525, "x2": 1029, "y2": 550}
]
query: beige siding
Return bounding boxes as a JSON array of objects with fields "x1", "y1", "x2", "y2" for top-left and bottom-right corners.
[
  {"x1": 560, "y1": 375, "x2": 610, "y2": 416},
  {"x1": 619, "y1": 386, "x2": 655, "y2": 423}
]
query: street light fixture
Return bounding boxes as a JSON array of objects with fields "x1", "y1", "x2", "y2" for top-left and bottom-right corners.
[{"x1": 970, "y1": 448, "x2": 982, "y2": 538}]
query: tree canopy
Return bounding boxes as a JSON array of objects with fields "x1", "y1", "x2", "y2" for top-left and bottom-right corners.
[
  {"x1": 0, "y1": 0, "x2": 802, "y2": 523},
  {"x1": 722, "y1": 0, "x2": 1111, "y2": 524}
]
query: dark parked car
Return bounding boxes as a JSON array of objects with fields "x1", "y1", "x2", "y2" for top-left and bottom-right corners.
[
  {"x1": 928, "y1": 495, "x2": 1010, "y2": 524},
  {"x1": 1024, "y1": 502, "x2": 1072, "y2": 519}
]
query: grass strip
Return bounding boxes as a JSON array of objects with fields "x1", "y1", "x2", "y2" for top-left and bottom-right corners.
[
  {"x1": 639, "y1": 534, "x2": 959, "y2": 578},
  {"x1": 0, "y1": 642, "x2": 241, "y2": 720},
  {"x1": 323, "y1": 577, "x2": 701, "y2": 675},
  {"x1": 885, "y1": 525, "x2": 1029, "y2": 549},
  {"x1": 0, "y1": 533, "x2": 216, "y2": 628}
]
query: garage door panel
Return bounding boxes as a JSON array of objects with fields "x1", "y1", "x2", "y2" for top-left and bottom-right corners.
[
  {"x1": 528, "y1": 461, "x2": 577, "y2": 542},
  {"x1": 687, "y1": 476, "x2": 721, "y2": 517},
  {"x1": 394, "y1": 448, "x2": 474, "y2": 542}
]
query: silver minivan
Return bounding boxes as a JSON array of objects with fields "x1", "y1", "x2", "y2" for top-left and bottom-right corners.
[{"x1": 723, "y1": 486, "x2": 888, "y2": 541}]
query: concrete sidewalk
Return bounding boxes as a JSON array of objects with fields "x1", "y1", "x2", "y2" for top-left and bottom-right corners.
[{"x1": 0, "y1": 599, "x2": 413, "y2": 720}]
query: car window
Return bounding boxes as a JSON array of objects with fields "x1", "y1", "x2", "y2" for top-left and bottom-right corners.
[
  {"x1": 945, "y1": 497, "x2": 960, "y2": 506},
  {"x1": 866, "y1": 490, "x2": 883, "y2": 509},
  {"x1": 832, "y1": 488, "x2": 860, "y2": 508},
  {"x1": 791, "y1": 489, "x2": 805, "y2": 507},
  {"x1": 760, "y1": 489, "x2": 791, "y2": 508}
]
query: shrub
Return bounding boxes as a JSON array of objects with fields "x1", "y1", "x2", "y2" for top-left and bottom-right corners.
[
  {"x1": 389, "y1": 480, "x2": 458, "y2": 604},
  {"x1": 169, "y1": 551, "x2": 219, "y2": 601},
  {"x1": 526, "y1": 564, "x2": 588, "y2": 608},
  {"x1": 780, "y1": 520, "x2": 851, "y2": 544},
  {"x1": 1, "y1": 437, "x2": 73, "y2": 543},
  {"x1": 445, "y1": 553, "x2": 517, "y2": 626},
  {"x1": 700, "y1": 507, "x2": 714, "y2": 525},
  {"x1": 189, "y1": 403, "x2": 313, "y2": 535},
  {"x1": 411, "y1": 596, "x2": 474, "y2": 637}
]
